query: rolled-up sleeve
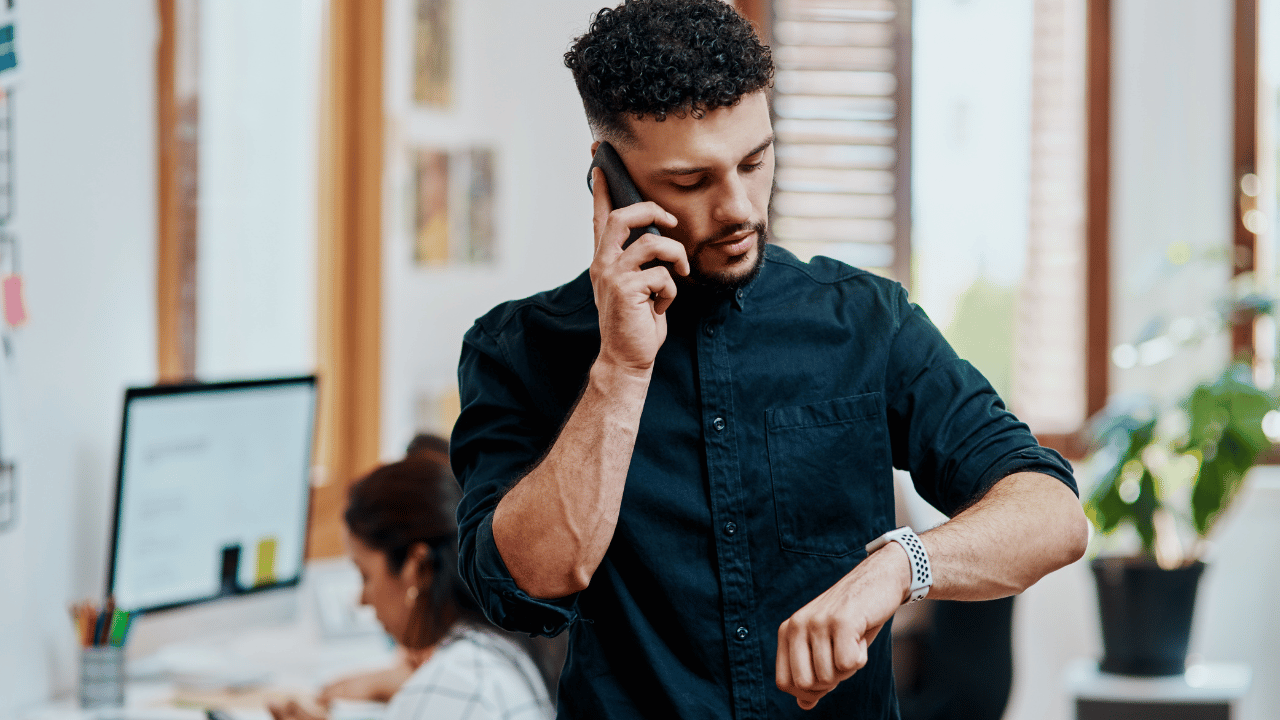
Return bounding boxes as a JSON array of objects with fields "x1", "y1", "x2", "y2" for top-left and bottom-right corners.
[
  {"x1": 883, "y1": 287, "x2": 1077, "y2": 517},
  {"x1": 452, "y1": 321, "x2": 579, "y2": 637}
]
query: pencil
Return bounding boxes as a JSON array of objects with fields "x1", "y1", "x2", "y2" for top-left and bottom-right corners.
[
  {"x1": 79, "y1": 603, "x2": 96, "y2": 647},
  {"x1": 108, "y1": 609, "x2": 131, "y2": 647},
  {"x1": 69, "y1": 604, "x2": 88, "y2": 647}
]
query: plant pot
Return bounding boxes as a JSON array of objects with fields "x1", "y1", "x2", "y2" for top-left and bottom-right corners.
[{"x1": 1091, "y1": 557, "x2": 1206, "y2": 676}]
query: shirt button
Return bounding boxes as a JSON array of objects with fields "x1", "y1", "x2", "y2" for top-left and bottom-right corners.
[
  {"x1": 736, "y1": 289, "x2": 744, "y2": 300},
  {"x1": 704, "y1": 324, "x2": 716, "y2": 337},
  {"x1": 712, "y1": 417, "x2": 726, "y2": 432},
  {"x1": 723, "y1": 522, "x2": 737, "y2": 536},
  {"x1": 736, "y1": 626, "x2": 749, "y2": 640}
]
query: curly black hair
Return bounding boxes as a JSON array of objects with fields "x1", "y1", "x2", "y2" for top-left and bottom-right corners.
[{"x1": 564, "y1": 0, "x2": 774, "y2": 143}]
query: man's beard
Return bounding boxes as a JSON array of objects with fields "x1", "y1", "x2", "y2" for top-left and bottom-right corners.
[{"x1": 677, "y1": 220, "x2": 769, "y2": 293}]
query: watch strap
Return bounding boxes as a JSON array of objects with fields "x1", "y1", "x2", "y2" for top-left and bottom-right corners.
[{"x1": 866, "y1": 526, "x2": 932, "y2": 604}]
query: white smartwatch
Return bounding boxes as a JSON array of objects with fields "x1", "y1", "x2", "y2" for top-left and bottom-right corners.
[{"x1": 866, "y1": 526, "x2": 932, "y2": 604}]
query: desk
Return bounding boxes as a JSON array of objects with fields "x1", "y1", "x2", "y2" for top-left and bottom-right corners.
[
  {"x1": 1067, "y1": 659, "x2": 1251, "y2": 720},
  {"x1": 19, "y1": 560, "x2": 397, "y2": 720}
]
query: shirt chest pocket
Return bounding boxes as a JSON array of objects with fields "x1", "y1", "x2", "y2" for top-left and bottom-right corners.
[{"x1": 765, "y1": 393, "x2": 893, "y2": 557}]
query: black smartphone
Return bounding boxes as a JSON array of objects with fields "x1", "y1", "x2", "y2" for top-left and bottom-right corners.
[{"x1": 587, "y1": 141, "x2": 663, "y2": 249}]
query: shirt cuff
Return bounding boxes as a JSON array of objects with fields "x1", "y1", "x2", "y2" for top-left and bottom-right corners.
[
  {"x1": 981, "y1": 447, "x2": 1079, "y2": 498},
  {"x1": 470, "y1": 512, "x2": 580, "y2": 637}
]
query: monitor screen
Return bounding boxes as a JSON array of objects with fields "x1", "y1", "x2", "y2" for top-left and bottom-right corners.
[{"x1": 107, "y1": 376, "x2": 318, "y2": 613}]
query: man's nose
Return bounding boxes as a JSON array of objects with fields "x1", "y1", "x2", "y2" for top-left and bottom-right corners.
[{"x1": 713, "y1": 175, "x2": 753, "y2": 225}]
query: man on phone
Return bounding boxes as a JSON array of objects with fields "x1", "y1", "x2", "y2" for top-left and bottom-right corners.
[{"x1": 451, "y1": 1, "x2": 1089, "y2": 717}]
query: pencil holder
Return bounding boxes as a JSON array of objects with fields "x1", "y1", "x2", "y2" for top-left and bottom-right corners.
[{"x1": 79, "y1": 645, "x2": 125, "y2": 709}]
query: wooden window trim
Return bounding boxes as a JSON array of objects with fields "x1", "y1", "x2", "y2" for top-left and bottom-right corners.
[
  {"x1": 1084, "y1": 0, "x2": 1111, "y2": 424},
  {"x1": 156, "y1": 0, "x2": 198, "y2": 382},
  {"x1": 1030, "y1": 0, "x2": 1111, "y2": 460},
  {"x1": 737, "y1": 0, "x2": 772, "y2": 47},
  {"x1": 311, "y1": 0, "x2": 385, "y2": 558},
  {"x1": 1233, "y1": 0, "x2": 1259, "y2": 358}
]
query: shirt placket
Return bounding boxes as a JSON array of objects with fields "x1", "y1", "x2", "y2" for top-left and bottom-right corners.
[{"x1": 696, "y1": 304, "x2": 767, "y2": 719}]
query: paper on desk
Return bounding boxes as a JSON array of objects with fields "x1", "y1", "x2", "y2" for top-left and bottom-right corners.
[
  {"x1": 169, "y1": 689, "x2": 385, "y2": 720},
  {"x1": 170, "y1": 685, "x2": 307, "y2": 711}
]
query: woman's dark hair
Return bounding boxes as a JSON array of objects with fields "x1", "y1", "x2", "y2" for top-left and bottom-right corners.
[
  {"x1": 350, "y1": 434, "x2": 567, "y2": 702},
  {"x1": 344, "y1": 451, "x2": 484, "y2": 649},
  {"x1": 564, "y1": 0, "x2": 774, "y2": 143}
]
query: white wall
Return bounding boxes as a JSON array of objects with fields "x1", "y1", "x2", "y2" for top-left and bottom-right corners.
[
  {"x1": 197, "y1": 0, "x2": 323, "y2": 381},
  {"x1": 380, "y1": 0, "x2": 603, "y2": 457},
  {"x1": 0, "y1": 0, "x2": 159, "y2": 713},
  {"x1": 1195, "y1": 468, "x2": 1280, "y2": 719}
]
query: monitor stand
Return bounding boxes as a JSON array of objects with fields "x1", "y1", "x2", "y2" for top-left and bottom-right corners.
[{"x1": 128, "y1": 586, "x2": 299, "y2": 656}]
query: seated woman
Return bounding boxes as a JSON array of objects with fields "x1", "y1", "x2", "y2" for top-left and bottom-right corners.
[{"x1": 270, "y1": 449, "x2": 553, "y2": 720}]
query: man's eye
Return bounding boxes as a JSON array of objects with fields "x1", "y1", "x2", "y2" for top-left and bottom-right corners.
[
  {"x1": 673, "y1": 179, "x2": 706, "y2": 192},
  {"x1": 741, "y1": 160, "x2": 766, "y2": 172}
]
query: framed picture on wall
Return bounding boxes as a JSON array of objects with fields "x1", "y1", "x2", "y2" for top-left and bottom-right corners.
[
  {"x1": 411, "y1": 146, "x2": 497, "y2": 267},
  {"x1": 466, "y1": 147, "x2": 496, "y2": 264},
  {"x1": 413, "y1": 148, "x2": 450, "y2": 265},
  {"x1": 413, "y1": 0, "x2": 451, "y2": 108}
]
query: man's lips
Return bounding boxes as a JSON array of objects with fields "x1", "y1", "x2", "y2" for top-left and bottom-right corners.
[{"x1": 710, "y1": 229, "x2": 756, "y2": 256}]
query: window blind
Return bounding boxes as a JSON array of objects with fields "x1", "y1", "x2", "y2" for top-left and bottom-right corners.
[{"x1": 769, "y1": 0, "x2": 911, "y2": 284}]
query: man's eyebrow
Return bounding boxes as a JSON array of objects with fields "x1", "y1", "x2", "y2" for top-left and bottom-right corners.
[{"x1": 652, "y1": 134, "x2": 776, "y2": 178}]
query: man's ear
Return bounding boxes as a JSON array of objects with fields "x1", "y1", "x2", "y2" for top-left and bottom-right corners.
[
  {"x1": 401, "y1": 542, "x2": 433, "y2": 587},
  {"x1": 591, "y1": 140, "x2": 601, "y2": 157}
]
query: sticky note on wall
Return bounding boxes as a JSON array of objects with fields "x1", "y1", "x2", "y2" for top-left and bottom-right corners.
[
  {"x1": 0, "y1": 25, "x2": 16, "y2": 74},
  {"x1": 255, "y1": 536, "x2": 278, "y2": 587},
  {"x1": 2, "y1": 274, "x2": 26, "y2": 327}
]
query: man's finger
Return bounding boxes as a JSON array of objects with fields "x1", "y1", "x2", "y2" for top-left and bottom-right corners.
[
  {"x1": 599, "y1": 203, "x2": 677, "y2": 254},
  {"x1": 789, "y1": 624, "x2": 815, "y2": 690},
  {"x1": 863, "y1": 621, "x2": 885, "y2": 648},
  {"x1": 776, "y1": 622, "x2": 794, "y2": 692},
  {"x1": 647, "y1": 267, "x2": 679, "y2": 315},
  {"x1": 810, "y1": 624, "x2": 836, "y2": 686},
  {"x1": 621, "y1": 235, "x2": 689, "y2": 276}
]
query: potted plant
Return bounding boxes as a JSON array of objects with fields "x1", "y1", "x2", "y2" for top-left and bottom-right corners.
[{"x1": 1083, "y1": 364, "x2": 1279, "y2": 675}]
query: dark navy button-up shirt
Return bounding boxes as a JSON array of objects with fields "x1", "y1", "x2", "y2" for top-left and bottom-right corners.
[{"x1": 452, "y1": 245, "x2": 1076, "y2": 719}]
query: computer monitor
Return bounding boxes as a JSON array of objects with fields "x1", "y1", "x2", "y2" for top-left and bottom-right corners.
[{"x1": 107, "y1": 376, "x2": 318, "y2": 613}]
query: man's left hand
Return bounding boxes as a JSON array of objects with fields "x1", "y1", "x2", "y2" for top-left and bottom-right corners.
[{"x1": 775, "y1": 542, "x2": 910, "y2": 710}]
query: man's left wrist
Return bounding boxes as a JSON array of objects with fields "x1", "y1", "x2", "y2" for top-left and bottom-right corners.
[
  {"x1": 874, "y1": 539, "x2": 913, "y2": 604},
  {"x1": 867, "y1": 526, "x2": 933, "y2": 604}
]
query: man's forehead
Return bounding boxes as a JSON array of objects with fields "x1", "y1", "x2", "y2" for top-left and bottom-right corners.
[{"x1": 622, "y1": 92, "x2": 773, "y2": 165}]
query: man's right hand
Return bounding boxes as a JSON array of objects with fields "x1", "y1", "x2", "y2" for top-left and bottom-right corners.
[{"x1": 589, "y1": 167, "x2": 689, "y2": 374}]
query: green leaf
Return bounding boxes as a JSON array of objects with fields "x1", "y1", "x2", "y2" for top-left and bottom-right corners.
[
  {"x1": 1191, "y1": 427, "x2": 1253, "y2": 536},
  {"x1": 1084, "y1": 417, "x2": 1159, "y2": 557},
  {"x1": 1184, "y1": 369, "x2": 1275, "y2": 454},
  {"x1": 1133, "y1": 470, "x2": 1159, "y2": 555}
]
